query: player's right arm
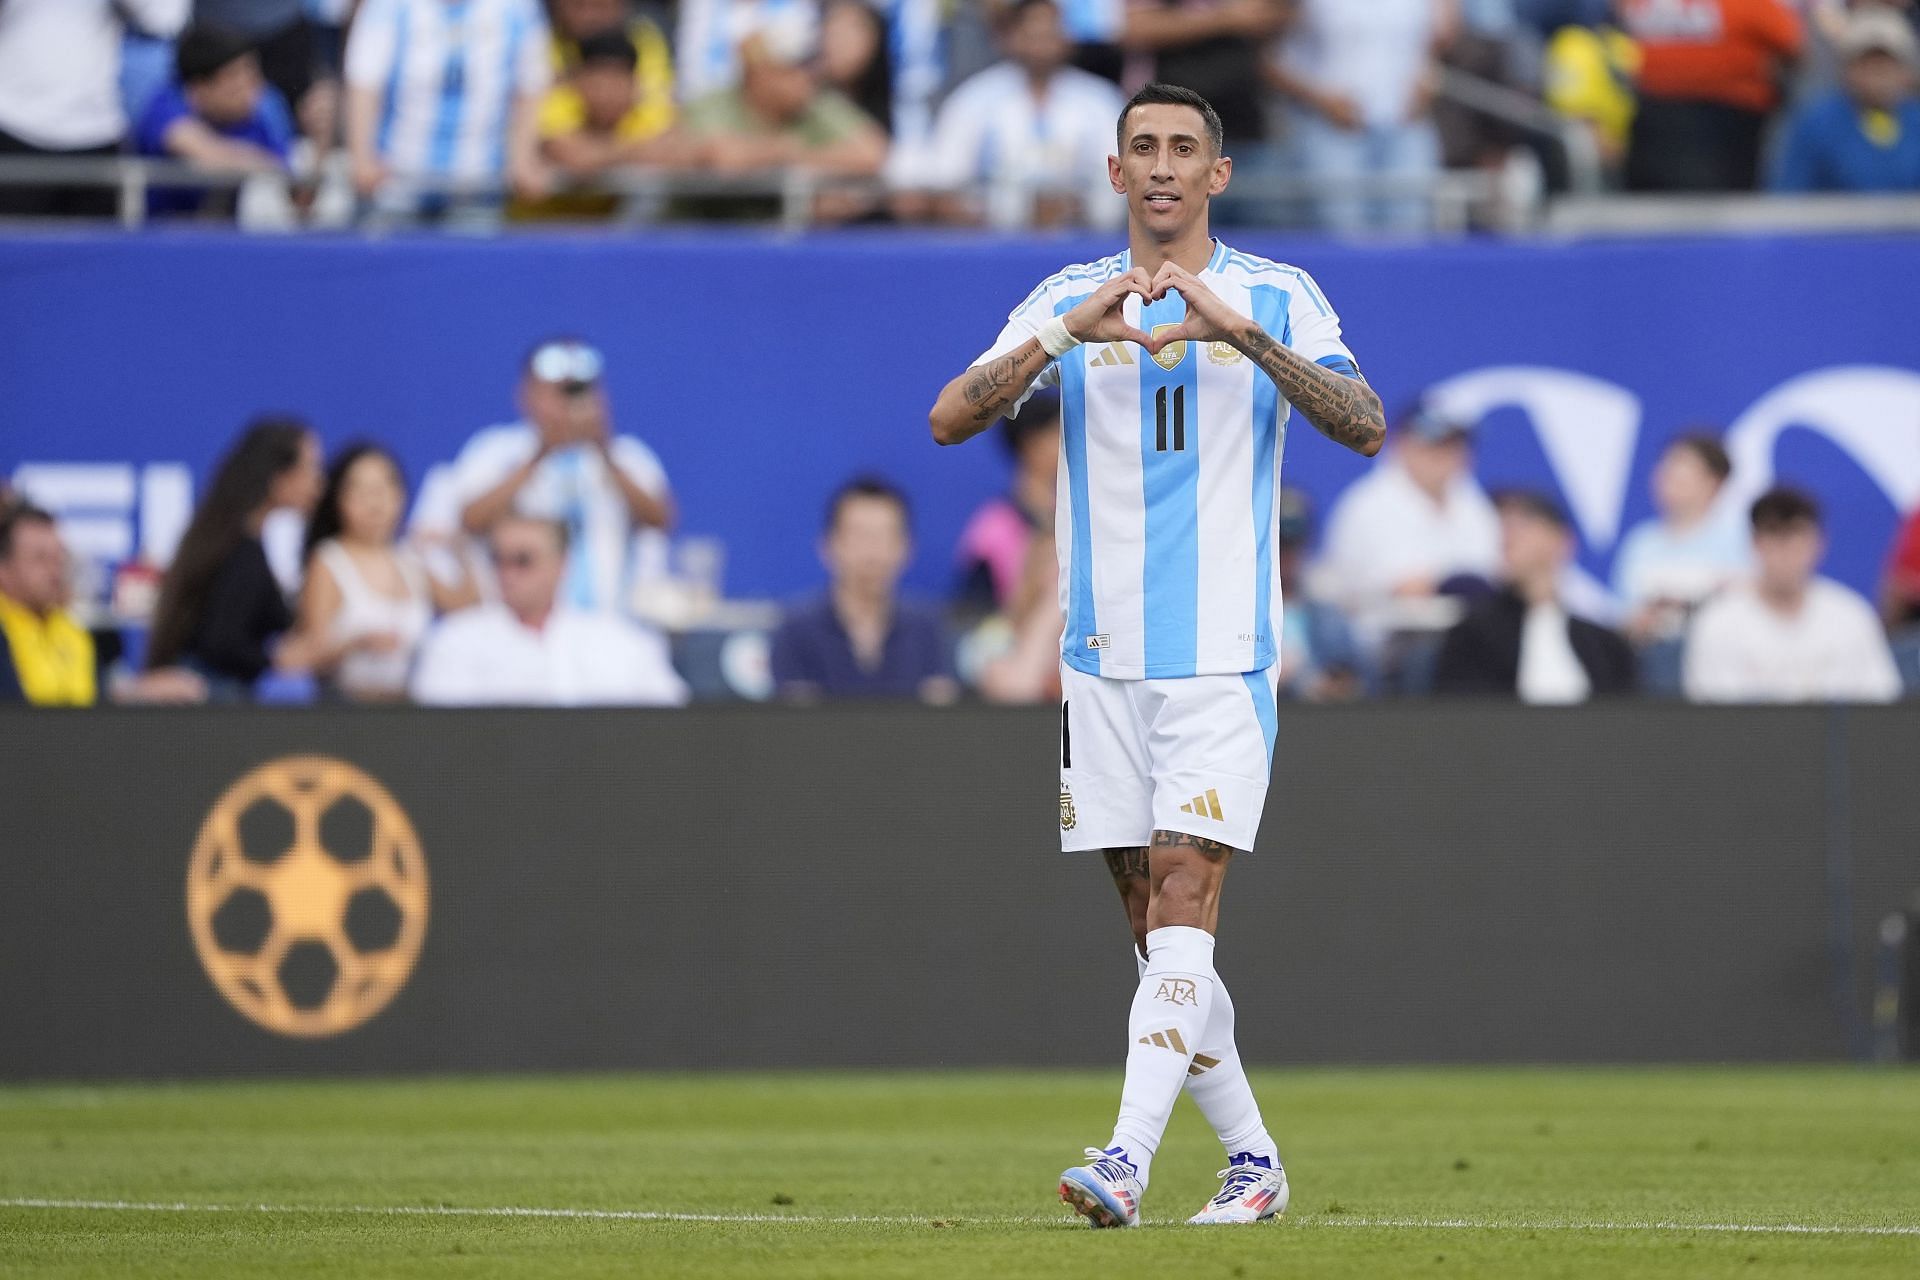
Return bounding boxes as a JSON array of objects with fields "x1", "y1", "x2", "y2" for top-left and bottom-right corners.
[{"x1": 929, "y1": 269, "x2": 1155, "y2": 447}]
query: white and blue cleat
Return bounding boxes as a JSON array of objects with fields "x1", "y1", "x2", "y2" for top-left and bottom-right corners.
[
  {"x1": 1058, "y1": 1146, "x2": 1143, "y2": 1228},
  {"x1": 1187, "y1": 1152, "x2": 1289, "y2": 1224}
]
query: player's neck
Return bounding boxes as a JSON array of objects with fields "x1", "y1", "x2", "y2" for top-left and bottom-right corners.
[{"x1": 1128, "y1": 223, "x2": 1215, "y2": 276}]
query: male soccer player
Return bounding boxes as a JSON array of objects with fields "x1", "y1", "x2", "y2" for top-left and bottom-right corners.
[{"x1": 926, "y1": 83, "x2": 1385, "y2": 1227}]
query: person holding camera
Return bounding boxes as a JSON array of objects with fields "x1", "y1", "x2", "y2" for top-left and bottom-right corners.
[{"x1": 448, "y1": 337, "x2": 676, "y2": 616}]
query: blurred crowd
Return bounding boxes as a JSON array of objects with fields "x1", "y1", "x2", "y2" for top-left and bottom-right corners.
[
  {"x1": 4, "y1": 335, "x2": 1919, "y2": 709},
  {"x1": 0, "y1": 0, "x2": 1916, "y2": 233}
]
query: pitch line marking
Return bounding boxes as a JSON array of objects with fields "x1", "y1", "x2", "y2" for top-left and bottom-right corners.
[{"x1": 2, "y1": 1199, "x2": 1918, "y2": 1237}]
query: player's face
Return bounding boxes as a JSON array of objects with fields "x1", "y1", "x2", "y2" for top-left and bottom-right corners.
[
  {"x1": 1753, "y1": 523, "x2": 1824, "y2": 595},
  {"x1": 1109, "y1": 104, "x2": 1230, "y2": 240},
  {"x1": 824, "y1": 496, "x2": 911, "y2": 594}
]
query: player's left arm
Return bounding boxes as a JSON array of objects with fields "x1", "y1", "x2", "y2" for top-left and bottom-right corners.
[{"x1": 1147, "y1": 262, "x2": 1386, "y2": 457}]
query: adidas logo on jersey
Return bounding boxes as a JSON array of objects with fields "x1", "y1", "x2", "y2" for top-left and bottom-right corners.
[
  {"x1": 1088, "y1": 344, "x2": 1134, "y2": 367},
  {"x1": 1178, "y1": 789, "x2": 1224, "y2": 821}
]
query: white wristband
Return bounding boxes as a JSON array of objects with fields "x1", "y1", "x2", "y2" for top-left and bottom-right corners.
[{"x1": 1037, "y1": 315, "x2": 1080, "y2": 359}]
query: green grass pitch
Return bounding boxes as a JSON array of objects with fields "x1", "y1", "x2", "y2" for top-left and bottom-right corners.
[{"x1": 3, "y1": 1068, "x2": 1917, "y2": 1278}]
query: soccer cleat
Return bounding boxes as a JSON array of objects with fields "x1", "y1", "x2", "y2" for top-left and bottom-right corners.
[
  {"x1": 1187, "y1": 1153, "x2": 1289, "y2": 1225},
  {"x1": 1058, "y1": 1146, "x2": 1143, "y2": 1228}
]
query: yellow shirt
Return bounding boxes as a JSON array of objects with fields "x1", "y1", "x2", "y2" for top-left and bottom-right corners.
[
  {"x1": 0, "y1": 592, "x2": 96, "y2": 707},
  {"x1": 544, "y1": 17, "x2": 675, "y2": 143},
  {"x1": 1545, "y1": 25, "x2": 1642, "y2": 152}
]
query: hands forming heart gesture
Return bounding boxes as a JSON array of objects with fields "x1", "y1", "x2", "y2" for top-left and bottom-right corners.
[{"x1": 1062, "y1": 262, "x2": 1250, "y2": 361}]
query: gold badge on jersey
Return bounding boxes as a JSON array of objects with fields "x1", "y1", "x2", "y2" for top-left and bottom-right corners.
[{"x1": 1150, "y1": 324, "x2": 1188, "y2": 371}]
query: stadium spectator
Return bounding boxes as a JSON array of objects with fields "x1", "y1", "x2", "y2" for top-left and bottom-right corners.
[
  {"x1": 448, "y1": 339, "x2": 674, "y2": 617},
  {"x1": 1273, "y1": 488, "x2": 1367, "y2": 702},
  {"x1": 344, "y1": 0, "x2": 552, "y2": 222},
  {"x1": 898, "y1": 0, "x2": 1126, "y2": 229},
  {"x1": 296, "y1": 444, "x2": 474, "y2": 703},
  {"x1": 1882, "y1": 500, "x2": 1920, "y2": 626},
  {"x1": 1542, "y1": 13, "x2": 1641, "y2": 174},
  {"x1": 146, "y1": 418, "x2": 327, "y2": 699},
  {"x1": 547, "y1": 0, "x2": 676, "y2": 140},
  {"x1": 676, "y1": 0, "x2": 821, "y2": 100},
  {"x1": 133, "y1": 25, "x2": 295, "y2": 219},
  {"x1": 1120, "y1": 0, "x2": 1287, "y2": 187},
  {"x1": 1272, "y1": 0, "x2": 1453, "y2": 234},
  {"x1": 954, "y1": 393, "x2": 1060, "y2": 618},
  {"x1": 1618, "y1": 0, "x2": 1804, "y2": 191},
  {"x1": 1772, "y1": 8, "x2": 1920, "y2": 191},
  {"x1": 0, "y1": 0, "x2": 190, "y2": 218},
  {"x1": 0, "y1": 505, "x2": 95, "y2": 707},
  {"x1": 411, "y1": 515, "x2": 689, "y2": 706},
  {"x1": 527, "y1": 28, "x2": 699, "y2": 218},
  {"x1": 1684, "y1": 487, "x2": 1902, "y2": 703},
  {"x1": 1434, "y1": 490, "x2": 1637, "y2": 702},
  {"x1": 771, "y1": 476, "x2": 958, "y2": 703},
  {"x1": 820, "y1": 0, "x2": 895, "y2": 129},
  {"x1": 970, "y1": 523, "x2": 1063, "y2": 705},
  {"x1": 1611, "y1": 433, "x2": 1750, "y2": 643},
  {"x1": 191, "y1": 0, "x2": 322, "y2": 133},
  {"x1": 679, "y1": 14, "x2": 889, "y2": 213},
  {"x1": 1314, "y1": 400, "x2": 1501, "y2": 647}
]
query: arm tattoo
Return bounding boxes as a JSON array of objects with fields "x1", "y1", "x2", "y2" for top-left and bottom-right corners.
[
  {"x1": 1237, "y1": 326, "x2": 1386, "y2": 456},
  {"x1": 1150, "y1": 829, "x2": 1237, "y2": 861},
  {"x1": 960, "y1": 342, "x2": 1049, "y2": 425}
]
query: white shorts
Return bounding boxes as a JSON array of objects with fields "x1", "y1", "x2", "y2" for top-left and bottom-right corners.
[{"x1": 1057, "y1": 661, "x2": 1280, "y2": 854}]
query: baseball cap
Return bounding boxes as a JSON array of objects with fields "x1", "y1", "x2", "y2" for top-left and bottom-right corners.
[
  {"x1": 1401, "y1": 397, "x2": 1476, "y2": 444},
  {"x1": 1839, "y1": 9, "x2": 1920, "y2": 66},
  {"x1": 526, "y1": 339, "x2": 605, "y2": 387}
]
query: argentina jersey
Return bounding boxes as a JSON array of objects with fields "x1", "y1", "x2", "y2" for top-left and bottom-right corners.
[{"x1": 975, "y1": 241, "x2": 1361, "y2": 680}]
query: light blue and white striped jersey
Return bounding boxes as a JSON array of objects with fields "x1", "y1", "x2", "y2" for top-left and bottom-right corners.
[
  {"x1": 345, "y1": 0, "x2": 549, "y2": 184},
  {"x1": 976, "y1": 241, "x2": 1362, "y2": 680}
]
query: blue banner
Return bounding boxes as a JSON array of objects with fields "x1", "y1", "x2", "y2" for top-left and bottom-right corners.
[{"x1": 3, "y1": 229, "x2": 1916, "y2": 604}]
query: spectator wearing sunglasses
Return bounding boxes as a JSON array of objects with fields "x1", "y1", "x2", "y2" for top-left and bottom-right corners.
[
  {"x1": 445, "y1": 338, "x2": 675, "y2": 616},
  {"x1": 411, "y1": 515, "x2": 687, "y2": 706}
]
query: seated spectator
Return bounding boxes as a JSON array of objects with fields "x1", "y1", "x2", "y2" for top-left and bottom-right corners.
[
  {"x1": 1685, "y1": 487, "x2": 1902, "y2": 703},
  {"x1": 295, "y1": 444, "x2": 475, "y2": 703},
  {"x1": 1272, "y1": 0, "x2": 1451, "y2": 234},
  {"x1": 954, "y1": 392, "x2": 1060, "y2": 619},
  {"x1": 525, "y1": 28, "x2": 699, "y2": 218},
  {"x1": 0, "y1": 0, "x2": 190, "y2": 218},
  {"x1": 771, "y1": 476, "x2": 959, "y2": 703},
  {"x1": 1772, "y1": 9, "x2": 1920, "y2": 192},
  {"x1": 1273, "y1": 488, "x2": 1367, "y2": 703},
  {"x1": 1434, "y1": 491, "x2": 1637, "y2": 702},
  {"x1": 448, "y1": 338, "x2": 675, "y2": 615},
  {"x1": 411, "y1": 515, "x2": 688, "y2": 706},
  {"x1": 551, "y1": 0, "x2": 676, "y2": 111},
  {"x1": 678, "y1": 15, "x2": 889, "y2": 218},
  {"x1": 899, "y1": 0, "x2": 1126, "y2": 229},
  {"x1": 820, "y1": 0, "x2": 895, "y2": 130},
  {"x1": 1882, "y1": 499, "x2": 1920, "y2": 627},
  {"x1": 1315, "y1": 400, "x2": 1500, "y2": 649},
  {"x1": 1618, "y1": 0, "x2": 1804, "y2": 191},
  {"x1": 0, "y1": 504, "x2": 95, "y2": 707},
  {"x1": 146, "y1": 418, "x2": 326, "y2": 698},
  {"x1": 676, "y1": 0, "x2": 822, "y2": 100},
  {"x1": 1611, "y1": 433, "x2": 1750, "y2": 643},
  {"x1": 345, "y1": 0, "x2": 552, "y2": 221},
  {"x1": 134, "y1": 25, "x2": 295, "y2": 219}
]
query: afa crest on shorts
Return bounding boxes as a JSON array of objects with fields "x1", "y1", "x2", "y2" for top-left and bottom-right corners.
[{"x1": 1059, "y1": 786, "x2": 1077, "y2": 832}]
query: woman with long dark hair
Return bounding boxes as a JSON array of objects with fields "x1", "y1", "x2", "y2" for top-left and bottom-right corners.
[
  {"x1": 293, "y1": 442, "x2": 472, "y2": 702},
  {"x1": 146, "y1": 417, "x2": 325, "y2": 694}
]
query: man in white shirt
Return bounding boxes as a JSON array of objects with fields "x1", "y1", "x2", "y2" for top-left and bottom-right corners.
[
  {"x1": 411, "y1": 515, "x2": 688, "y2": 706},
  {"x1": 0, "y1": 0, "x2": 190, "y2": 216},
  {"x1": 1315, "y1": 399, "x2": 1500, "y2": 650},
  {"x1": 899, "y1": 0, "x2": 1126, "y2": 228},
  {"x1": 1685, "y1": 487, "x2": 1903, "y2": 704},
  {"x1": 448, "y1": 338, "x2": 675, "y2": 616}
]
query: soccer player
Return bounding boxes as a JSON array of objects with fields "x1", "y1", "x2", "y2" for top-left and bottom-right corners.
[{"x1": 926, "y1": 83, "x2": 1385, "y2": 1227}]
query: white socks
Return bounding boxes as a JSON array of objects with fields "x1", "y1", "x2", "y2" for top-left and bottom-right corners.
[
  {"x1": 1132, "y1": 940, "x2": 1279, "y2": 1167},
  {"x1": 1109, "y1": 925, "x2": 1216, "y2": 1186}
]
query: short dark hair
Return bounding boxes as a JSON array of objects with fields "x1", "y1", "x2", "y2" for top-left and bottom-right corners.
[
  {"x1": 494, "y1": 513, "x2": 572, "y2": 554},
  {"x1": 0, "y1": 502, "x2": 54, "y2": 562},
  {"x1": 574, "y1": 28, "x2": 639, "y2": 70},
  {"x1": 1492, "y1": 488, "x2": 1573, "y2": 532},
  {"x1": 175, "y1": 24, "x2": 255, "y2": 85},
  {"x1": 1668, "y1": 432, "x2": 1732, "y2": 483},
  {"x1": 1116, "y1": 83, "x2": 1225, "y2": 157},
  {"x1": 1750, "y1": 486, "x2": 1821, "y2": 534},
  {"x1": 824, "y1": 475, "x2": 912, "y2": 534}
]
